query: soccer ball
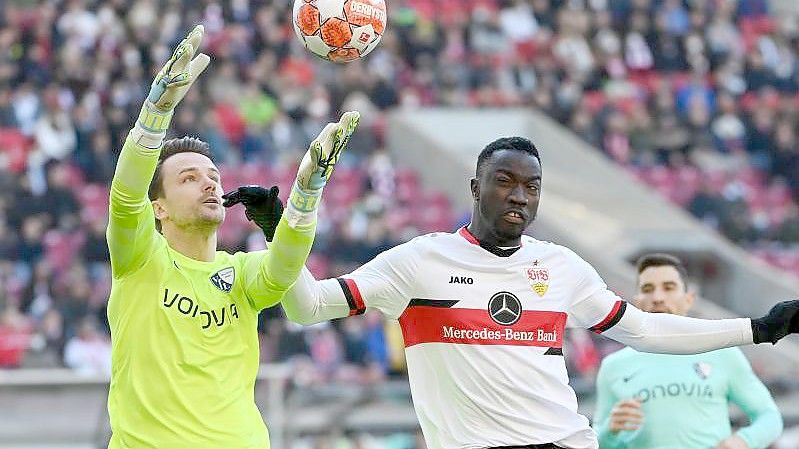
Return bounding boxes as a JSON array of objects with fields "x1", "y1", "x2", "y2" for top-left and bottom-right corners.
[{"x1": 292, "y1": 0, "x2": 387, "y2": 63}]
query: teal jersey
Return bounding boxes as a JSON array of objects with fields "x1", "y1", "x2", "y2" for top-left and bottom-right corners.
[{"x1": 593, "y1": 347, "x2": 782, "y2": 449}]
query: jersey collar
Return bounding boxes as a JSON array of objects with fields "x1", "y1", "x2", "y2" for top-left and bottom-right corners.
[
  {"x1": 458, "y1": 226, "x2": 521, "y2": 258},
  {"x1": 167, "y1": 242, "x2": 221, "y2": 271}
]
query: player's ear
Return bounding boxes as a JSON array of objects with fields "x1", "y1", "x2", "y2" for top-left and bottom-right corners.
[
  {"x1": 470, "y1": 178, "x2": 479, "y2": 201},
  {"x1": 152, "y1": 199, "x2": 168, "y2": 221},
  {"x1": 684, "y1": 290, "x2": 696, "y2": 309}
]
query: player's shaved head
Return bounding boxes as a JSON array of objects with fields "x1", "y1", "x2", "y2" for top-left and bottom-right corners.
[
  {"x1": 469, "y1": 138, "x2": 542, "y2": 247},
  {"x1": 476, "y1": 137, "x2": 541, "y2": 178}
]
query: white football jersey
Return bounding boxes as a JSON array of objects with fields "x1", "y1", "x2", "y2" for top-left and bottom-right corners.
[{"x1": 337, "y1": 227, "x2": 626, "y2": 449}]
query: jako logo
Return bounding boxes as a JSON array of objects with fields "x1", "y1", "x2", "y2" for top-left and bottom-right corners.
[{"x1": 449, "y1": 276, "x2": 474, "y2": 284}]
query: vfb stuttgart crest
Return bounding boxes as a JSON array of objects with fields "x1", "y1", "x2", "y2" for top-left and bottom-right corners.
[
  {"x1": 210, "y1": 267, "x2": 235, "y2": 293},
  {"x1": 525, "y1": 263, "x2": 549, "y2": 297}
]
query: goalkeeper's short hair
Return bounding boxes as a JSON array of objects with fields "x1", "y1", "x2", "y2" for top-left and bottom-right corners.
[{"x1": 147, "y1": 136, "x2": 213, "y2": 201}]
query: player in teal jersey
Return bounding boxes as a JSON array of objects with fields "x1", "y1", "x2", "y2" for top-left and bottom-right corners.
[
  {"x1": 593, "y1": 253, "x2": 783, "y2": 449},
  {"x1": 106, "y1": 25, "x2": 359, "y2": 449}
]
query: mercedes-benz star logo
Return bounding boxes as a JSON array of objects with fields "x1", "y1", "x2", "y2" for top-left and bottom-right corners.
[{"x1": 488, "y1": 291, "x2": 522, "y2": 326}]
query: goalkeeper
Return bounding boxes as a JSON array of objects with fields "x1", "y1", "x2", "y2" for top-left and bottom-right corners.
[{"x1": 106, "y1": 25, "x2": 359, "y2": 449}]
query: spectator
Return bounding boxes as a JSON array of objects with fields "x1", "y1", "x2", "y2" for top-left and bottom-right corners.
[
  {"x1": 0, "y1": 217, "x2": 15, "y2": 259},
  {"x1": 0, "y1": 86, "x2": 17, "y2": 127},
  {"x1": 63, "y1": 316, "x2": 111, "y2": 376},
  {"x1": 15, "y1": 216, "x2": 46, "y2": 264},
  {"x1": 0, "y1": 306, "x2": 32, "y2": 368},
  {"x1": 83, "y1": 218, "x2": 110, "y2": 266},
  {"x1": 31, "y1": 85, "x2": 77, "y2": 164},
  {"x1": 79, "y1": 129, "x2": 117, "y2": 184},
  {"x1": 41, "y1": 162, "x2": 81, "y2": 227}
]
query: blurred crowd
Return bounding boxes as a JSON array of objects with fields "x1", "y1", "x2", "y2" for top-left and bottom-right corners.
[
  {"x1": 0, "y1": 0, "x2": 462, "y2": 378},
  {"x1": 0, "y1": 0, "x2": 797, "y2": 442}
]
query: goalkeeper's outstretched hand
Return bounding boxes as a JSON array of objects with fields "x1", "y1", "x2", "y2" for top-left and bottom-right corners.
[
  {"x1": 290, "y1": 111, "x2": 360, "y2": 213},
  {"x1": 222, "y1": 186, "x2": 284, "y2": 242},
  {"x1": 137, "y1": 25, "x2": 210, "y2": 136},
  {"x1": 751, "y1": 300, "x2": 799, "y2": 344},
  {"x1": 148, "y1": 25, "x2": 210, "y2": 113}
]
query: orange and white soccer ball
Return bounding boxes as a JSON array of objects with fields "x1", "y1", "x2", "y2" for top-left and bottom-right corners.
[{"x1": 292, "y1": 0, "x2": 387, "y2": 63}]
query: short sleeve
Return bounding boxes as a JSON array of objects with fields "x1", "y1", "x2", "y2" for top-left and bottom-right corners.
[
  {"x1": 339, "y1": 238, "x2": 422, "y2": 320},
  {"x1": 561, "y1": 247, "x2": 627, "y2": 332}
]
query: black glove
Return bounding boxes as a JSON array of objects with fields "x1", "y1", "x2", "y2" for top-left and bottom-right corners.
[
  {"x1": 751, "y1": 300, "x2": 799, "y2": 344},
  {"x1": 222, "y1": 185, "x2": 284, "y2": 242}
]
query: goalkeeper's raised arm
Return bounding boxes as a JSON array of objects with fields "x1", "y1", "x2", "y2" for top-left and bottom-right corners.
[
  {"x1": 107, "y1": 25, "x2": 209, "y2": 277},
  {"x1": 226, "y1": 110, "x2": 361, "y2": 307}
]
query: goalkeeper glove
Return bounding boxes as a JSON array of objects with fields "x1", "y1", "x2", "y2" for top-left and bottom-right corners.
[
  {"x1": 289, "y1": 111, "x2": 360, "y2": 213},
  {"x1": 222, "y1": 186, "x2": 284, "y2": 242},
  {"x1": 751, "y1": 300, "x2": 799, "y2": 344},
  {"x1": 136, "y1": 25, "x2": 210, "y2": 137}
]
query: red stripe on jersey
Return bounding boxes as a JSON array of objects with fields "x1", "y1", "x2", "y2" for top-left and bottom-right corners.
[
  {"x1": 342, "y1": 278, "x2": 366, "y2": 316},
  {"x1": 458, "y1": 227, "x2": 480, "y2": 245},
  {"x1": 589, "y1": 300, "x2": 625, "y2": 334},
  {"x1": 398, "y1": 307, "x2": 567, "y2": 348}
]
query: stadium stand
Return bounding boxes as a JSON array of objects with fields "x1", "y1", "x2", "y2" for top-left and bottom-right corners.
[{"x1": 2, "y1": 0, "x2": 799, "y2": 447}]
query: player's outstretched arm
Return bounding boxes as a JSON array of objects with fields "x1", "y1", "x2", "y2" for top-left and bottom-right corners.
[
  {"x1": 281, "y1": 240, "x2": 420, "y2": 324},
  {"x1": 566, "y1": 250, "x2": 799, "y2": 353},
  {"x1": 282, "y1": 267, "x2": 353, "y2": 325},
  {"x1": 572, "y1": 293, "x2": 799, "y2": 354},
  {"x1": 225, "y1": 112, "x2": 360, "y2": 310},
  {"x1": 107, "y1": 25, "x2": 209, "y2": 277}
]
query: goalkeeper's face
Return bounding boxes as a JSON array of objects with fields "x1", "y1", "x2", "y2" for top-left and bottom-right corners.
[{"x1": 154, "y1": 152, "x2": 225, "y2": 230}]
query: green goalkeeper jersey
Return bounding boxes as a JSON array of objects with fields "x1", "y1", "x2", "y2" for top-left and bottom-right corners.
[
  {"x1": 593, "y1": 347, "x2": 783, "y2": 449},
  {"x1": 106, "y1": 134, "x2": 313, "y2": 449}
]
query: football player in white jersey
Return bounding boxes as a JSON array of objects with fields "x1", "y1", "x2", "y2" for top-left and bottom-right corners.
[{"x1": 224, "y1": 137, "x2": 799, "y2": 449}]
